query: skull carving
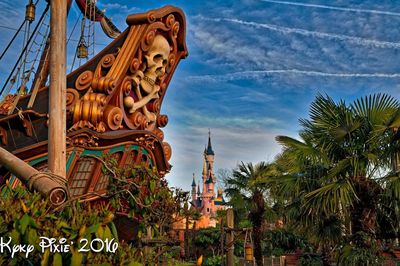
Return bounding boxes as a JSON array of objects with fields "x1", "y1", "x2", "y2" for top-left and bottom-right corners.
[
  {"x1": 141, "y1": 35, "x2": 170, "y2": 94},
  {"x1": 123, "y1": 34, "x2": 171, "y2": 123}
]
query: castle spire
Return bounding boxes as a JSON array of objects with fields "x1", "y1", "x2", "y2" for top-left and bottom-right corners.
[
  {"x1": 192, "y1": 173, "x2": 196, "y2": 187},
  {"x1": 191, "y1": 173, "x2": 197, "y2": 203},
  {"x1": 206, "y1": 129, "x2": 214, "y2": 155}
]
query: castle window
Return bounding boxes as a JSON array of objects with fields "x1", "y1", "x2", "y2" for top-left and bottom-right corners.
[
  {"x1": 69, "y1": 157, "x2": 96, "y2": 197},
  {"x1": 207, "y1": 208, "x2": 210, "y2": 213}
]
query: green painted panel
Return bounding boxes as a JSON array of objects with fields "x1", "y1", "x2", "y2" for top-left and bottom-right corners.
[
  {"x1": 66, "y1": 150, "x2": 76, "y2": 170},
  {"x1": 29, "y1": 156, "x2": 48, "y2": 166},
  {"x1": 81, "y1": 150, "x2": 104, "y2": 157},
  {"x1": 109, "y1": 145, "x2": 125, "y2": 154}
]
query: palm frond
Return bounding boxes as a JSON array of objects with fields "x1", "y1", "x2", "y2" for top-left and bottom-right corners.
[
  {"x1": 351, "y1": 93, "x2": 400, "y2": 126},
  {"x1": 304, "y1": 179, "x2": 358, "y2": 216}
]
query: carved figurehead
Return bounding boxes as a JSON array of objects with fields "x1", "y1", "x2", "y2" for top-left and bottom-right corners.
[{"x1": 124, "y1": 34, "x2": 171, "y2": 122}]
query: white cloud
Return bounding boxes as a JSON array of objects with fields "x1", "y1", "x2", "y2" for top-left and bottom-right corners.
[{"x1": 200, "y1": 16, "x2": 400, "y2": 49}]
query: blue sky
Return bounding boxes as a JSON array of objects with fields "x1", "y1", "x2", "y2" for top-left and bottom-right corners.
[{"x1": 1, "y1": 0, "x2": 400, "y2": 191}]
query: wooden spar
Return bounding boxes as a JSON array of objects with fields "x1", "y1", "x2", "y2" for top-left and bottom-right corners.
[
  {"x1": 28, "y1": 38, "x2": 49, "y2": 108},
  {"x1": 48, "y1": 0, "x2": 67, "y2": 179},
  {"x1": 0, "y1": 147, "x2": 67, "y2": 205},
  {"x1": 28, "y1": 0, "x2": 73, "y2": 108}
]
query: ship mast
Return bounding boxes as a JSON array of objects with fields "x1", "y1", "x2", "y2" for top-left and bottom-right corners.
[{"x1": 48, "y1": 0, "x2": 67, "y2": 179}]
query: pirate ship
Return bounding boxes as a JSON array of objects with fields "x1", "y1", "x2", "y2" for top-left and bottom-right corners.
[{"x1": 0, "y1": 0, "x2": 187, "y2": 235}]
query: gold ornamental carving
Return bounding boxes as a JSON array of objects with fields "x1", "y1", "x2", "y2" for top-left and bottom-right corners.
[
  {"x1": 65, "y1": 6, "x2": 188, "y2": 169},
  {"x1": 69, "y1": 133, "x2": 99, "y2": 148},
  {"x1": 103, "y1": 105, "x2": 123, "y2": 130},
  {"x1": 162, "y1": 142, "x2": 172, "y2": 161},
  {"x1": 0, "y1": 95, "x2": 18, "y2": 115},
  {"x1": 75, "y1": 70, "x2": 93, "y2": 91},
  {"x1": 135, "y1": 134, "x2": 158, "y2": 150}
]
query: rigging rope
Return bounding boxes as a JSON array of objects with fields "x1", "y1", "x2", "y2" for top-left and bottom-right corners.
[
  {"x1": 0, "y1": 4, "x2": 49, "y2": 97},
  {"x1": 0, "y1": 20, "x2": 27, "y2": 62},
  {"x1": 0, "y1": 0, "x2": 40, "y2": 62},
  {"x1": 20, "y1": 21, "x2": 32, "y2": 87},
  {"x1": 21, "y1": 17, "x2": 50, "y2": 91}
]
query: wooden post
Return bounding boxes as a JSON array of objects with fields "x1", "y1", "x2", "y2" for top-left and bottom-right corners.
[
  {"x1": 144, "y1": 226, "x2": 152, "y2": 262},
  {"x1": 226, "y1": 208, "x2": 234, "y2": 266},
  {"x1": 48, "y1": 0, "x2": 67, "y2": 178},
  {"x1": 220, "y1": 217, "x2": 225, "y2": 266},
  {"x1": 185, "y1": 214, "x2": 190, "y2": 259}
]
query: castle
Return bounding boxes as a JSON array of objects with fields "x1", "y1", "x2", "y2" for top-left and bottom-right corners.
[{"x1": 191, "y1": 131, "x2": 226, "y2": 228}]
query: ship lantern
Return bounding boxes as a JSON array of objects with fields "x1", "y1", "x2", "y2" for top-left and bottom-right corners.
[
  {"x1": 25, "y1": 1, "x2": 35, "y2": 23},
  {"x1": 77, "y1": 41, "x2": 88, "y2": 59},
  {"x1": 244, "y1": 243, "x2": 254, "y2": 262},
  {"x1": 244, "y1": 229, "x2": 254, "y2": 262}
]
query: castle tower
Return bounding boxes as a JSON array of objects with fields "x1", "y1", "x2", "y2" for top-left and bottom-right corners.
[
  {"x1": 191, "y1": 173, "x2": 197, "y2": 203},
  {"x1": 201, "y1": 130, "x2": 216, "y2": 215},
  {"x1": 190, "y1": 130, "x2": 225, "y2": 228},
  {"x1": 205, "y1": 129, "x2": 215, "y2": 175}
]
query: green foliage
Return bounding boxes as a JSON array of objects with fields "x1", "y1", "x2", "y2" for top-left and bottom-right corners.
[
  {"x1": 338, "y1": 245, "x2": 383, "y2": 266},
  {"x1": 0, "y1": 157, "x2": 182, "y2": 265},
  {"x1": 193, "y1": 228, "x2": 221, "y2": 257},
  {"x1": 203, "y1": 255, "x2": 238, "y2": 266},
  {"x1": 203, "y1": 255, "x2": 223, "y2": 266},
  {"x1": 102, "y1": 157, "x2": 175, "y2": 237},
  {"x1": 298, "y1": 253, "x2": 324, "y2": 266},
  {"x1": 272, "y1": 93, "x2": 400, "y2": 262},
  {"x1": 224, "y1": 162, "x2": 278, "y2": 265},
  {"x1": 337, "y1": 231, "x2": 385, "y2": 266},
  {"x1": 0, "y1": 186, "x2": 139, "y2": 265},
  {"x1": 263, "y1": 229, "x2": 309, "y2": 255}
]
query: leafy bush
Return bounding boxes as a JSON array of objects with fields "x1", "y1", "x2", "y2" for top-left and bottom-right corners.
[
  {"x1": 204, "y1": 255, "x2": 223, "y2": 266},
  {"x1": 298, "y1": 253, "x2": 324, "y2": 266},
  {"x1": 0, "y1": 186, "x2": 139, "y2": 265},
  {"x1": 338, "y1": 232, "x2": 384, "y2": 266},
  {"x1": 338, "y1": 245, "x2": 383, "y2": 266},
  {"x1": 203, "y1": 255, "x2": 238, "y2": 266},
  {"x1": 263, "y1": 229, "x2": 309, "y2": 256},
  {"x1": 193, "y1": 228, "x2": 221, "y2": 257}
]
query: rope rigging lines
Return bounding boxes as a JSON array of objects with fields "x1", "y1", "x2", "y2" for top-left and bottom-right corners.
[{"x1": 0, "y1": 3, "x2": 50, "y2": 98}]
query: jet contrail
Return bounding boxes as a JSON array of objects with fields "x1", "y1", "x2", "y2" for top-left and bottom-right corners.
[
  {"x1": 199, "y1": 16, "x2": 400, "y2": 49},
  {"x1": 261, "y1": 0, "x2": 400, "y2": 17},
  {"x1": 188, "y1": 70, "x2": 400, "y2": 82}
]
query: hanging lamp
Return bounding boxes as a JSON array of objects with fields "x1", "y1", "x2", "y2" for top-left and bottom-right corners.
[
  {"x1": 77, "y1": 18, "x2": 88, "y2": 59},
  {"x1": 77, "y1": 38, "x2": 88, "y2": 59},
  {"x1": 25, "y1": 0, "x2": 36, "y2": 23},
  {"x1": 244, "y1": 228, "x2": 254, "y2": 262}
]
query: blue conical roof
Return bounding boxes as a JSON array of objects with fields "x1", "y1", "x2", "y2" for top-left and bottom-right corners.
[
  {"x1": 206, "y1": 130, "x2": 214, "y2": 155},
  {"x1": 191, "y1": 173, "x2": 196, "y2": 187}
]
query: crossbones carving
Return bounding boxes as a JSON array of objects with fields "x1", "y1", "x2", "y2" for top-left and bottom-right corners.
[{"x1": 124, "y1": 34, "x2": 170, "y2": 122}]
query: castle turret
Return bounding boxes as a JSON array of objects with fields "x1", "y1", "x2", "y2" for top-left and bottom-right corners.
[
  {"x1": 191, "y1": 173, "x2": 197, "y2": 202},
  {"x1": 205, "y1": 129, "x2": 215, "y2": 169}
]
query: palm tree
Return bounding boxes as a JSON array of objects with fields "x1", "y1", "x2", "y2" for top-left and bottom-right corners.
[
  {"x1": 224, "y1": 161, "x2": 276, "y2": 266},
  {"x1": 274, "y1": 93, "x2": 400, "y2": 245}
]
